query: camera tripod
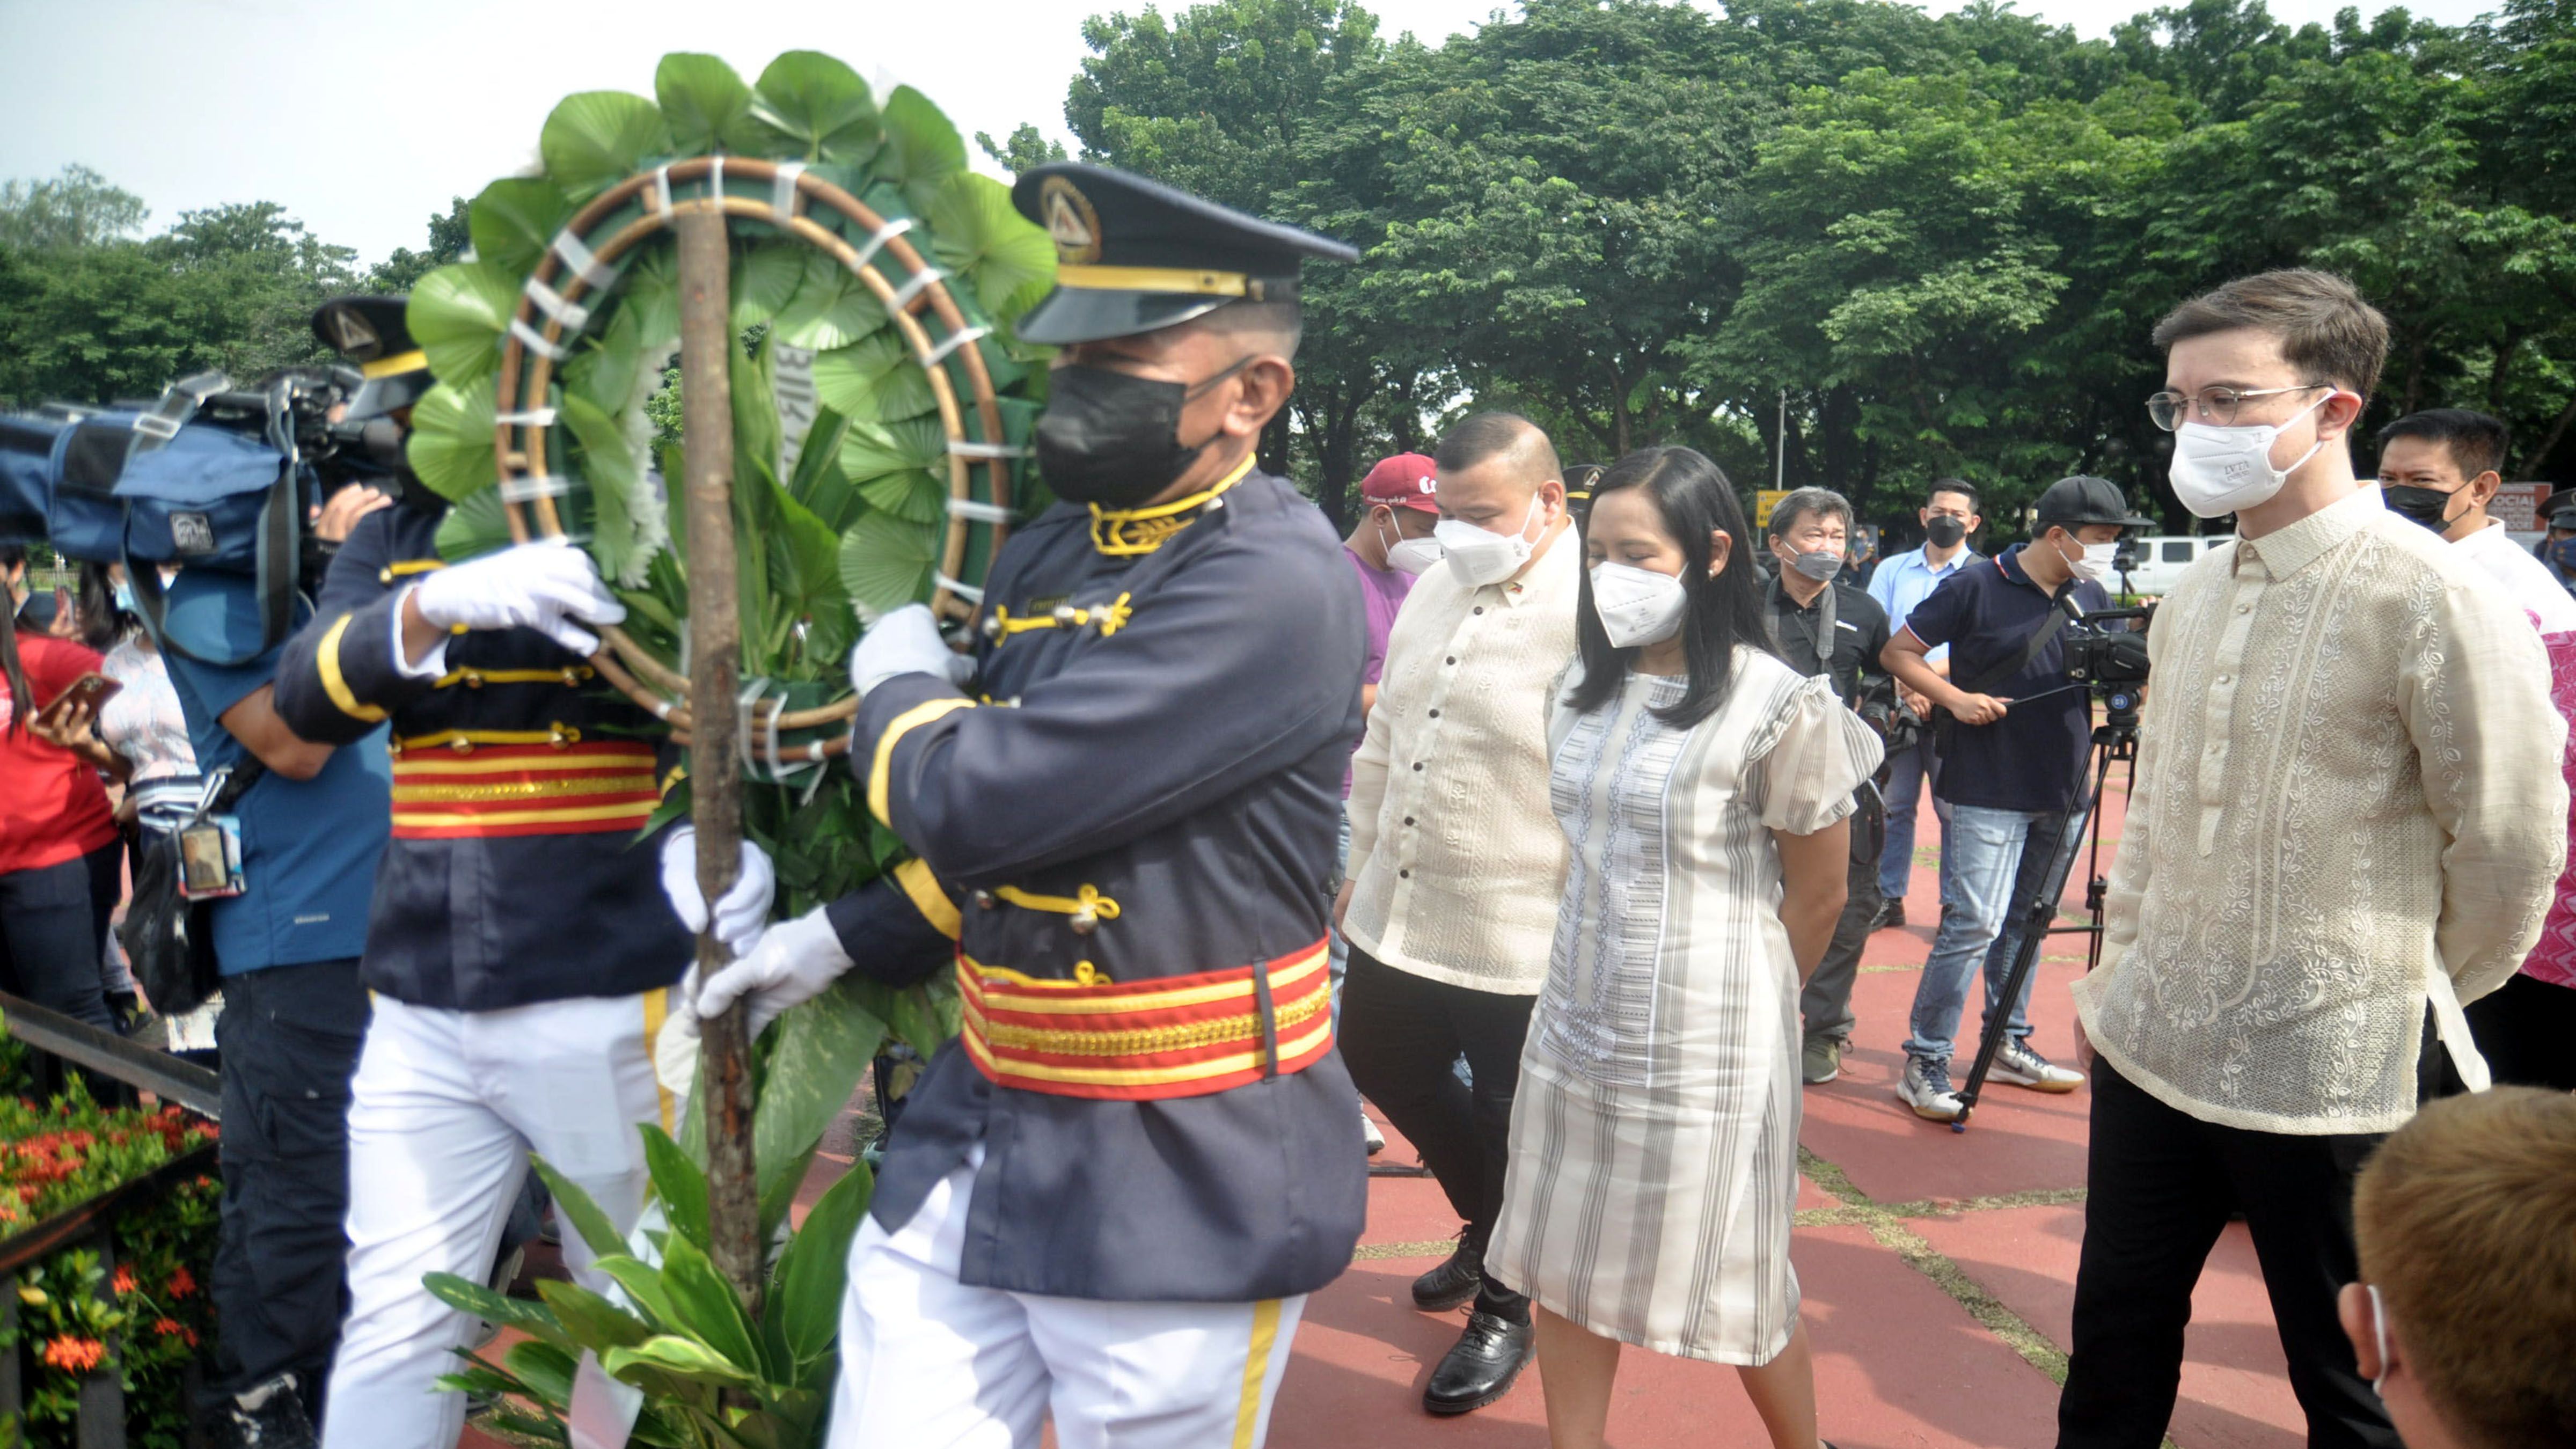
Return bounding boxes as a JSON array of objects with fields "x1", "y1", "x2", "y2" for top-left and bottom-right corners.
[{"x1": 1950, "y1": 692, "x2": 2140, "y2": 1132}]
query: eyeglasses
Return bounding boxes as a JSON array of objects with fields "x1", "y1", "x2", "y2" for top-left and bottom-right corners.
[{"x1": 2144, "y1": 383, "x2": 2329, "y2": 432}]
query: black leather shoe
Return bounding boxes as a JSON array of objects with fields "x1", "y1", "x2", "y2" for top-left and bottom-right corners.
[
  {"x1": 1410, "y1": 1239, "x2": 1483, "y2": 1312},
  {"x1": 1423, "y1": 1310, "x2": 1534, "y2": 1415},
  {"x1": 215, "y1": 1373, "x2": 318, "y2": 1449},
  {"x1": 1874, "y1": 897, "x2": 1907, "y2": 930}
]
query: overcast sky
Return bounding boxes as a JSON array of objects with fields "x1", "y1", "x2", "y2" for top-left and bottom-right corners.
[{"x1": 0, "y1": 0, "x2": 2501, "y2": 268}]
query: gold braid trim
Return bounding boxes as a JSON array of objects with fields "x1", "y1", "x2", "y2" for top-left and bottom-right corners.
[
  {"x1": 964, "y1": 978, "x2": 1331, "y2": 1059},
  {"x1": 1088, "y1": 455, "x2": 1256, "y2": 556}
]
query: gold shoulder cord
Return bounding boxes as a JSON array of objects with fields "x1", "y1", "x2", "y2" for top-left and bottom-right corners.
[{"x1": 1088, "y1": 455, "x2": 1257, "y2": 557}]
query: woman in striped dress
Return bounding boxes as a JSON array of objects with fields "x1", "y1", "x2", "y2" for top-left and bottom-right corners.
[{"x1": 1485, "y1": 447, "x2": 1877, "y2": 1449}]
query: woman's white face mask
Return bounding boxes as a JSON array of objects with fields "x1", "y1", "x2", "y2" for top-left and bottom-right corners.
[{"x1": 1590, "y1": 561, "x2": 1689, "y2": 648}]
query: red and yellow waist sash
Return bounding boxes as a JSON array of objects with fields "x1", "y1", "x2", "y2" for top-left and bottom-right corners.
[
  {"x1": 390, "y1": 741, "x2": 660, "y2": 840},
  {"x1": 958, "y1": 939, "x2": 1334, "y2": 1101}
]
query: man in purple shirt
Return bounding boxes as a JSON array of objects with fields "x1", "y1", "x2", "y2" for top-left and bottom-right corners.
[
  {"x1": 1344, "y1": 452, "x2": 1441, "y2": 716},
  {"x1": 1337, "y1": 452, "x2": 1440, "y2": 1154}
]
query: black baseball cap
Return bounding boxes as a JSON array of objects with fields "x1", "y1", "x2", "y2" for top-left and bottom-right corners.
[
  {"x1": 2033, "y1": 475, "x2": 2154, "y2": 533},
  {"x1": 1009, "y1": 164, "x2": 1358, "y2": 346}
]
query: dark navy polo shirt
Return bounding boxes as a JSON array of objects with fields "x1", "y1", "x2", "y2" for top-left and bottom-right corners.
[
  {"x1": 159, "y1": 570, "x2": 391, "y2": 974},
  {"x1": 1899, "y1": 543, "x2": 2110, "y2": 814}
]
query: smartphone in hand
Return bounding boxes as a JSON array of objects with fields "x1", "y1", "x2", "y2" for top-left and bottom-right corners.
[{"x1": 39, "y1": 672, "x2": 123, "y2": 724}]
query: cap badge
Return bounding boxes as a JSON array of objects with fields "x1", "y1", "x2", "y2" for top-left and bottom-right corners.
[
  {"x1": 1040, "y1": 177, "x2": 1103, "y2": 265},
  {"x1": 324, "y1": 306, "x2": 382, "y2": 361}
]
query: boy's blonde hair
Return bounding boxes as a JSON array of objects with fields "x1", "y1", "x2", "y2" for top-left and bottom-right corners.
[{"x1": 2353, "y1": 1087, "x2": 2576, "y2": 1449}]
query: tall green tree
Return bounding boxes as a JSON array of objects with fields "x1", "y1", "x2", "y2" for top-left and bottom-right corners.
[
  {"x1": 365, "y1": 196, "x2": 472, "y2": 294},
  {"x1": 1069, "y1": 0, "x2": 1411, "y2": 524},
  {"x1": 0, "y1": 178, "x2": 357, "y2": 407},
  {"x1": 974, "y1": 124, "x2": 1069, "y2": 175},
  {"x1": 0, "y1": 165, "x2": 147, "y2": 250}
]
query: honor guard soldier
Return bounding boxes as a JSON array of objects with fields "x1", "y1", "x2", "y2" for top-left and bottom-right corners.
[
  {"x1": 274, "y1": 297, "x2": 755, "y2": 1448},
  {"x1": 662, "y1": 165, "x2": 1369, "y2": 1447}
]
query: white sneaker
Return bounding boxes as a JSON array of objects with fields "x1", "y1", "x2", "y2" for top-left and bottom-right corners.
[
  {"x1": 1363, "y1": 1111, "x2": 1386, "y2": 1155},
  {"x1": 1897, "y1": 1056, "x2": 1963, "y2": 1121},
  {"x1": 1992, "y1": 1040, "x2": 2086, "y2": 1093}
]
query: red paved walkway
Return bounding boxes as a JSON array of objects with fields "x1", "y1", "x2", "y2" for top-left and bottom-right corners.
[{"x1": 473, "y1": 778, "x2": 2311, "y2": 1448}]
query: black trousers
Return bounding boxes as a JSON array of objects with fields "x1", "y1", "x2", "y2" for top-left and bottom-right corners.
[
  {"x1": 1337, "y1": 945, "x2": 1534, "y2": 1320},
  {"x1": 209, "y1": 958, "x2": 370, "y2": 1404},
  {"x1": 2465, "y1": 971, "x2": 2576, "y2": 1091},
  {"x1": 1798, "y1": 850, "x2": 1882, "y2": 1045},
  {"x1": 2057, "y1": 1062, "x2": 2395, "y2": 1449},
  {"x1": 0, "y1": 852, "x2": 116, "y2": 1031}
]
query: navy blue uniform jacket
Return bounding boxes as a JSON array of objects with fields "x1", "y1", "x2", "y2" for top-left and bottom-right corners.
[
  {"x1": 271, "y1": 504, "x2": 692, "y2": 1010},
  {"x1": 844, "y1": 467, "x2": 1371, "y2": 1303}
]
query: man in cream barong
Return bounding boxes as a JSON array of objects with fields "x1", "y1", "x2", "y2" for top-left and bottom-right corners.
[{"x1": 2058, "y1": 268, "x2": 2570, "y2": 1449}]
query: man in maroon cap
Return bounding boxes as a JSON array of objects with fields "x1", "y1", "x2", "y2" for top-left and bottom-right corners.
[
  {"x1": 1345, "y1": 453, "x2": 1443, "y2": 711},
  {"x1": 1336, "y1": 453, "x2": 1442, "y2": 1153}
]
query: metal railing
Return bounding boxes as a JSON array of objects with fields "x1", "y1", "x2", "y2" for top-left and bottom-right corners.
[{"x1": 0, "y1": 992, "x2": 221, "y2": 1447}]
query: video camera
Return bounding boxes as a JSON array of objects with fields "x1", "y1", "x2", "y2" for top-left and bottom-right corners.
[
  {"x1": 1855, "y1": 674, "x2": 1926, "y2": 755},
  {"x1": 160, "y1": 368, "x2": 409, "y2": 496},
  {"x1": 2062, "y1": 603, "x2": 2152, "y2": 729}
]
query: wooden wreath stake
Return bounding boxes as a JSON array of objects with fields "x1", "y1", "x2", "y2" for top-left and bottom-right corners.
[{"x1": 676, "y1": 206, "x2": 765, "y2": 1307}]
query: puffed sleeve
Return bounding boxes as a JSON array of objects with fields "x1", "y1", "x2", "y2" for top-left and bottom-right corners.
[{"x1": 1750, "y1": 674, "x2": 1884, "y2": 836}]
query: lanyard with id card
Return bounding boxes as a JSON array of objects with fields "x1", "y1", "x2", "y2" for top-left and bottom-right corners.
[{"x1": 177, "y1": 764, "x2": 261, "y2": 901}]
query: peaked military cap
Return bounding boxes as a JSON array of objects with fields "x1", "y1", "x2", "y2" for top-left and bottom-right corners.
[
  {"x1": 311, "y1": 295, "x2": 431, "y2": 422},
  {"x1": 1009, "y1": 163, "x2": 1358, "y2": 346}
]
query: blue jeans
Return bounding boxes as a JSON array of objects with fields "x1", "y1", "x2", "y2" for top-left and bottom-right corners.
[
  {"x1": 1904, "y1": 802, "x2": 2084, "y2": 1063},
  {"x1": 1877, "y1": 735, "x2": 1949, "y2": 902}
]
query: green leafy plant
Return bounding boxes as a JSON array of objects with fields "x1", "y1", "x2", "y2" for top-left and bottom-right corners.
[
  {"x1": 425, "y1": 1130, "x2": 879, "y2": 1445},
  {"x1": 404, "y1": 50, "x2": 1049, "y2": 879}
]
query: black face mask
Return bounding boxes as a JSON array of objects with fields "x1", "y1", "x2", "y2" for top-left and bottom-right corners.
[
  {"x1": 1036, "y1": 360, "x2": 1250, "y2": 508},
  {"x1": 2382, "y1": 484, "x2": 2460, "y2": 534},
  {"x1": 1924, "y1": 515, "x2": 1968, "y2": 549}
]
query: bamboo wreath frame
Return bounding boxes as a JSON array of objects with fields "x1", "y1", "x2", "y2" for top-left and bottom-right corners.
[{"x1": 488, "y1": 156, "x2": 1015, "y2": 753}]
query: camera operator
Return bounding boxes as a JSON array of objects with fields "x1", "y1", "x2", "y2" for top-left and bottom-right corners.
[
  {"x1": 1880, "y1": 475, "x2": 2146, "y2": 1121},
  {"x1": 1761, "y1": 487, "x2": 1896, "y2": 1087},
  {"x1": 2058, "y1": 269, "x2": 2566, "y2": 1449},
  {"x1": 151, "y1": 329, "x2": 406, "y2": 1448}
]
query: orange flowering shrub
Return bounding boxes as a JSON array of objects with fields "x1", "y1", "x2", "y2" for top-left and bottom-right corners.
[{"x1": 0, "y1": 1053, "x2": 220, "y2": 1449}]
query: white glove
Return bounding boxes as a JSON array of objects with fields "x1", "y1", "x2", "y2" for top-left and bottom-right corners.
[
  {"x1": 658, "y1": 828, "x2": 775, "y2": 960},
  {"x1": 849, "y1": 603, "x2": 972, "y2": 699},
  {"x1": 690, "y1": 906, "x2": 854, "y2": 1040},
  {"x1": 410, "y1": 540, "x2": 625, "y2": 656}
]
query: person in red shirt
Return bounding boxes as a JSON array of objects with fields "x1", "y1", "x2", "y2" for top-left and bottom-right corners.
[{"x1": 1, "y1": 547, "x2": 121, "y2": 1031}]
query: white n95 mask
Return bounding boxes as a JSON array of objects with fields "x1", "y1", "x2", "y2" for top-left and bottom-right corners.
[
  {"x1": 1436, "y1": 496, "x2": 1540, "y2": 587},
  {"x1": 1385, "y1": 537, "x2": 1444, "y2": 575},
  {"x1": 2168, "y1": 392, "x2": 2332, "y2": 518},
  {"x1": 1590, "y1": 562, "x2": 1688, "y2": 648}
]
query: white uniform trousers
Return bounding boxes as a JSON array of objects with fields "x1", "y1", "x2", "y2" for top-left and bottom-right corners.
[
  {"x1": 830, "y1": 1152, "x2": 1306, "y2": 1449},
  {"x1": 320, "y1": 991, "x2": 674, "y2": 1449}
]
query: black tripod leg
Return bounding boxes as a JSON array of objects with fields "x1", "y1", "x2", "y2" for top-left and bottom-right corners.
[{"x1": 1953, "y1": 737, "x2": 2116, "y2": 1130}]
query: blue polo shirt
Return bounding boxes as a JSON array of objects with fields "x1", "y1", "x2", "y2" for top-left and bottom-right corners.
[
  {"x1": 1867, "y1": 544, "x2": 1979, "y2": 665},
  {"x1": 1899, "y1": 544, "x2": 2109, "y2": 814},
  {"x1": 158, "y1": 569, "x2": 391, "y2": 975}
]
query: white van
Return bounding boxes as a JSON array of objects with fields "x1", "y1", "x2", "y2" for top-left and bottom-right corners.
[{"x1": 2115, "y1": 534, "x2": 2233, "y2": 597}]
